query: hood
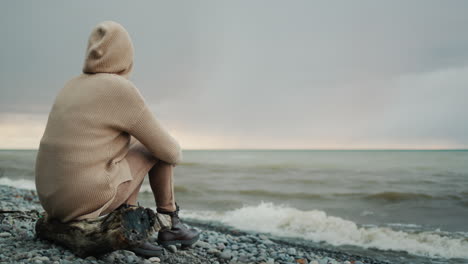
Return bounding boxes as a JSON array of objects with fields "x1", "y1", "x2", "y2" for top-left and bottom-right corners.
[{"x1": 82, "y1": 21, "x2": 134, "y2": 79}]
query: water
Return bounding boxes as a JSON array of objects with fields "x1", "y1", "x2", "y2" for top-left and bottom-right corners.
[{"x1": 1, "y1": 149, "x2": 467, "y2": 262}]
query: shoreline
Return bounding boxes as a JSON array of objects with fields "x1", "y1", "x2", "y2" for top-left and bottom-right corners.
[{"x1": 0, "y1": 185, "x2": 423, "y2": 264}]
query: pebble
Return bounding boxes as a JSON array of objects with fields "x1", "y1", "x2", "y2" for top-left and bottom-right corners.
[
  {"x1": 195, "y1": 241, "x2": 212, "y2": 249},
  {"x1": 0, "y1": 232, "x2": 11, "y2": 237},
  {"x1": 207, "y1": 248, "x2": 220, "y2": 254},
  {"x1": 218, "y1": 250, "x2": 233, "y2": 260},
  {"x1": 167, "y1": 244, "x2": 178, "y2": 253},
  {"x1": 217, "y1": 243, "x2": 226, "y2": 250},
  {"x1": 148, "y1": 256, "x2": 161, "y2": 262},
  {"x1": 287, "y1": 247, "x2": 297, "y2": 255}
]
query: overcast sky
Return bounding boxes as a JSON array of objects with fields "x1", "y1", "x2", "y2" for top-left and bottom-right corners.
[{"x1": 1, "y1": 1, "x2": 468, "y2": 149}]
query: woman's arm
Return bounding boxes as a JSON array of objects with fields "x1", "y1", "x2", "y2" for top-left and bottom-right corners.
[
  {"x1": 126, "y1": 105, "x2": 182, "y2": 165},
  {"x1": 110, "y1": 77, "x2": 182, "y2": 165}
]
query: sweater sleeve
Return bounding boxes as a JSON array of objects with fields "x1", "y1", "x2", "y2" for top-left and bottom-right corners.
[{"x1": 127, "y1": 104, "x2": 182, "y2": 165}]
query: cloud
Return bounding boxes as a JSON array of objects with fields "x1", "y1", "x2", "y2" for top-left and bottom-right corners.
[
  {"x1": 0, "y1": 113, "x2": 46, "y2": 149},
  {"x1": 1, "y1": 1, "x2": 468, "y2": 148}
]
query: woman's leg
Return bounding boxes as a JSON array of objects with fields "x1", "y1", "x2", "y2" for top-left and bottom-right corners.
[
  {"x1": 151, "y1": 161, "x2": 200, "y2": 246},
  {"x1": 148, "y1": 161, "x2": 176, "y2": 212},
  {"x1": 100, "y1": 139, "x2": 157, "y2": 215}
]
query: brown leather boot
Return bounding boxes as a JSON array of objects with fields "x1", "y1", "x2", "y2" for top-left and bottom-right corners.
[{"x1": 157, "y1": 204, "x2": 200, "y2": 247}]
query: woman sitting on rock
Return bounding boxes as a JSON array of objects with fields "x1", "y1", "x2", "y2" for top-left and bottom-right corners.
[{"x1": 35, "y1": 20, "x2": 199, "y2": 257}]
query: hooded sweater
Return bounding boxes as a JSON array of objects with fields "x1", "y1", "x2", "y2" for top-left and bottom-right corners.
[{"x1": 35, "y1": 21, "x2": 182, "y2": 222}]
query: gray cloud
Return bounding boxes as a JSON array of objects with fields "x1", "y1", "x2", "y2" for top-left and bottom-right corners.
[{"x1": 1, "y1": 1, "x2": 468, "y2": 148}]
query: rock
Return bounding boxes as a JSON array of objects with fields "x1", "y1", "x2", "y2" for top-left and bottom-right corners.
[
  {"x1": 195, "y1": 241, "x2": 212, "y2": 249},
  {"x1": 126, "y1": 255, "x2": 136, "y2": 262},
  {"x1": 288, "y1": 247, "x2": 297, "y2": 255},
  {"x1": 319, "y1": 258, "x2": 328, "y2": 264},
  {"x1": 310, "y1": 260, "x2": 319, "y2": 264},
  {"x1": 167, "y1": 245, "x2": 177, "y2": 253},
  {"x1": 237, "y1": 254, "x2": 249, "y2": 262},
  {"x1": 148, "y1": 257, "x2": 161, "y2": 262},
  {"x1": 105, "y1": 254, "x2": 115, "y2": 262},
  {"x1": 0, "y1": 232, "x2": 11, "y2": 238},
  {"x1": 239, "y1": 236, "x2": 253, "y2": 243},
  {"x1": 262, "y1": 239, "x2": 275, "y2": 245},
  {"x1": 207, "y1": 248, "x2": 220, "y2": 255},
  {"x1": 296, "y1": 258, "x2": 308, "y2": 264},
  {"x1": 33, "y1": 256, "x2": 50, "y2": 262},
  {"x1": 218, "y1": 251, "x2": 233, "y2": 260},
  {"x1": 217, "y1": 243, "x2": 226, "y2": 250}
]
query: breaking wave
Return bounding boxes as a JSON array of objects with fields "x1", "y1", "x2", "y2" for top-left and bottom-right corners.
[
  {"x1": 0, "y1": 177, "x2": 36, "y2": 190},
  {"x1": 182, "y1": 202, "x2": 468, "y2": 259}
]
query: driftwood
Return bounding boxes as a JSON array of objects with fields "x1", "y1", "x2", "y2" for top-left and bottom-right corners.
[{"x1": 35, "y1": 205, "x2": 172, "y2": 257}]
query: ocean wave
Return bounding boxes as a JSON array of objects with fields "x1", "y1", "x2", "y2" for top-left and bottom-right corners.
[
  {"x1": 234, "y1": 189, "x2": 323, "y2": 200},
  {"x1": 272, "y1": 178, "x2": 329, "y2": 184},
  {"x1": 363, "y1": 191, "x2": 463, "y2": 202},
  {"x1": 140, "y1": 185, "x2": 191, "y2": 194},
  {"x1": 181, "y1": 202, "x2": 468, "y2": 259},
  {"x1": 0, "y1": 177, "x2": 36, "y2": 190},
  {"x1": 0, "y1": 166, "x2": 35, "y2": 177},
  {"x1": 214, "y1": 189, "x2": 466, "y2": 203}
]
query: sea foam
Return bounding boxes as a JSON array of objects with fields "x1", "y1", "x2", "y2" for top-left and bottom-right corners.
[
  {"x1": 0, "y1": 177, "x2": 36, "y2": 190},
  {"x1": 182, "y1": 202, "x2": 468, "y2": 259}
]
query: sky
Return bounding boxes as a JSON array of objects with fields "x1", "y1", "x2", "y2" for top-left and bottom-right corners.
[{"x1": 1, "y1": 1, "x2": 468, "y2": 149}]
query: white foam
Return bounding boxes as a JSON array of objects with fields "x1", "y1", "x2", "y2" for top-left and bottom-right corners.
[
  {"x1": 0, "y1": 177, "x2": 36, "y2": 190},
  {"x1": 386, "y1": 223, "x2": 422, "y2": 228},
  {"x1": 181, "y1": 202, "x2": 468, "y2": 259}
]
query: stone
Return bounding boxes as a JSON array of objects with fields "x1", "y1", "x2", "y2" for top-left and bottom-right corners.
[
  {"x1": 219, "y1": 251, "x2": 233, "y2": 260},
  {"x1": 0, "y1": 232, "x2": 11, "y2": 238},
  {"x1": 167, "y1": 245, "x2": 177, "y2": 253},
  {"x1": 126, "y1": 255, "x2": 135, "y2": 262},
  {"x1": 217, "y1": 243, "x2": 226, "y2": 250},
  {"x1": 195, "y1": 241, "x2": 212, "y2": 249},
  {"x1": 296, "y1": 258, "x2": 308, "y2": 264},
  {"x1": 105, "y1": 254, "x2": 115, "y2": 262},
  {"x1": 207, "y1": 248, "x2": 220, "y2": 255},
  {"x1": 33, "y1": 256, "x2": 50, "y2": 262},
  {"x1": 288, "y1": 247, "x2": 297, "y2": 255},
  {"x1": 148, "y1": 257, "x2": 161, "y2": 262}
]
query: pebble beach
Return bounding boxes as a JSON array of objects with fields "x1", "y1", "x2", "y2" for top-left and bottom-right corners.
[{"x1": 0, "y1": 185, "x2": 393, "y2": 264}]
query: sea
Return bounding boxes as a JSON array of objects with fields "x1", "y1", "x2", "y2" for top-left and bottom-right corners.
[{"x1": 1, "y1": 149, "x2": 467, "y2": 263}]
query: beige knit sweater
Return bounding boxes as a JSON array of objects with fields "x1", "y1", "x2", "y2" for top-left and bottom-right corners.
[{"x1": 35, "y1": 21, "x2": 182, "y2": 222}]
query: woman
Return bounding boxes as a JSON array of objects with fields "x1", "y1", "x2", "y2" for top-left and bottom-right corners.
[{"x1": 34, "y1": 21, "x2": 199, "y2": 257}]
